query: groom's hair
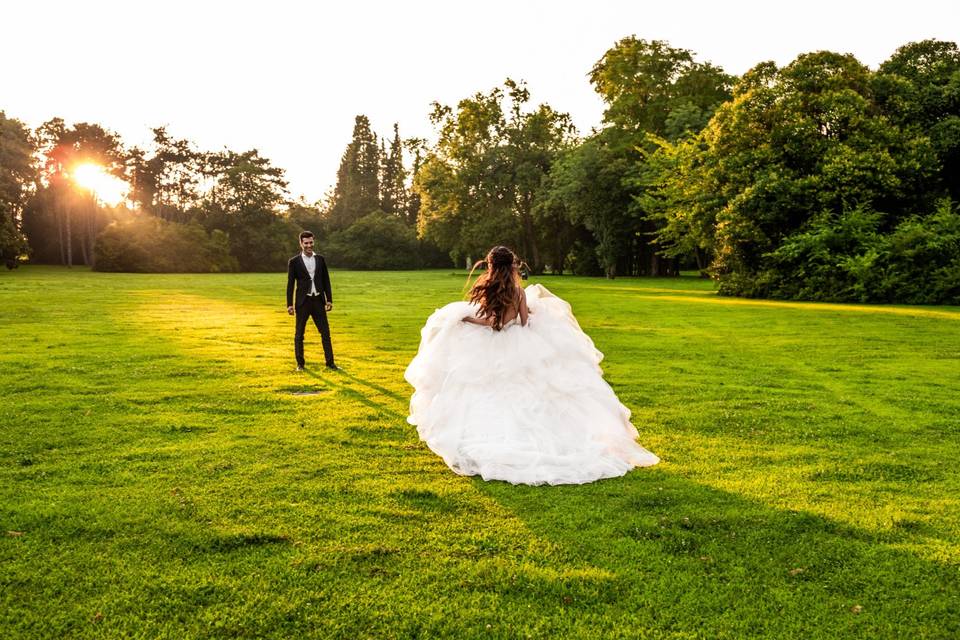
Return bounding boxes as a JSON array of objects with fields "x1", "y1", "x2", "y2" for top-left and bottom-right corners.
[{"x1": 299, "y1": 231, "x2": 314, "y2": 241}]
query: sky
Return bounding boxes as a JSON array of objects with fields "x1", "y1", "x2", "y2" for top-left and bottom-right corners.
[{"x1": 3, "y1": 0, "x2": 958, "y2": 203}]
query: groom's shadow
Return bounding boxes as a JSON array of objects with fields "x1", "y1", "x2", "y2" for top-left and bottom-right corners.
[
  {"x1": 301, "y1": 367, "x2": 408, "y2": 422},
  {"x1": 335, "y1": 368, "x2": 408, "y2": 404},
  {"x1": 470, "y1": 468, "x2": 958, "y2": 636}
]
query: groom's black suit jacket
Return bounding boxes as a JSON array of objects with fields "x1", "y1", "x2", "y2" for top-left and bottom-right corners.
[{"x1": 287, "y1": 253, "x2": 332, "y2": 308}]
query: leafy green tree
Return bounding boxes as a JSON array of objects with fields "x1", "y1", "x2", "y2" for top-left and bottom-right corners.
[
  {"x1": 877, "y1": 199, "x2": 960, "y2": 303},
  {"x1": 125, "y1": 127, "x2": 204, "y2": 221},
  {"x1": 502, "y1": 80, "x2": 577, "y2": 271},
  {"x1": 417, "y1": 87, "x2": 513, "y2": 265},
  {"x1": 417, "y1": 80, "x2": 574, "y2": 271},
  {"x1": 742, "y1": 53, "x2": 933, "y2": 291},
  {"x1": 323, "y1": 211, "x2": 421, "y2": 269},
  {"x1": 378, "y1": 138, "x2": 388, "y2": 210},
  {"x1": 195, "y1": 149, "x2": 291, "y2": 270},
  {"x1": 285, "y1": 199, "x2": 326, "y2": 234},
  {"x1": 875, "y1": 39, "x2": 960, "y2": 199},
  {"x1": 641, "y1": 133, "x2": 720, "y2": 274},
  {"x1": 589, "y1": 37, "x2": 733, "y2": 140},
  {"x1": 208, "y1": 149, "x2": 288, "y2": 216},
  {"x1": 582, "y1": 37, "x2": 733, "y2": 276},
  {"x1": 539, "y1": 136, "x2": 635, "y2": 277},
  {"x1": 648, "y1": 48, "x2": 960, "y2": 302},
  {"x1": 0, "y1": 112, "x2": 36, "y2": 267}
]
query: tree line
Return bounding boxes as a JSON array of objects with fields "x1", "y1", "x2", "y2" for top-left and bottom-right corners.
[
  {"x1": 1, "y1": 37, "x2": 958, "y2": 303},
  {"x1": 1, "y1": 118, "x2": 316, "y2": 272}
]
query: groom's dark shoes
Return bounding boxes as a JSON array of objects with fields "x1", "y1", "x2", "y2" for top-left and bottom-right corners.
[{"x1": 293, "y1": 362, "x2": 336, "y2": 371}]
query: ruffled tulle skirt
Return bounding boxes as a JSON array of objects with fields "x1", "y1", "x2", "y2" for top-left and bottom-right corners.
[{"x1": 404, "y1": 284, "x2": 659, "y2": 485}]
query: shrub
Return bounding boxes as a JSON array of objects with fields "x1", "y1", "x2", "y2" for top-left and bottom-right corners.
[
  {"x1": 322, "y1": 211, "x2": 422, "y2": 269},
  {"x1": 760, "y1": 201, "x2": 960, "y2": 304},
  {"x1": 94, "y1": 215, "x2": 239, "y2": 272}
]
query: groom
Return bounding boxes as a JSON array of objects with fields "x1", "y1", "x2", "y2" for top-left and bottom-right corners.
[{"x1": 286, "y1": 231, "x2": 337, "y2": 371}]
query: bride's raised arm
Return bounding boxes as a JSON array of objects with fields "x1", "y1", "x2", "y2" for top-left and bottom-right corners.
[{"x1": 518, "y1": 288, "x2": 529, "y2": 326}]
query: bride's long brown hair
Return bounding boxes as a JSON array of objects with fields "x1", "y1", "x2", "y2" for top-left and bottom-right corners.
[{"x1": 466, "y1": 246, "x2": 522, "y2": 331}]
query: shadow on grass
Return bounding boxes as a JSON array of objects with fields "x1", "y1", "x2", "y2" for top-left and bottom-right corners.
[
  {"x1": 125, "y1": 291, "x2": 412, "y2": 421},
  {"x1": 472, "y1": 469, "x2": 960, "y2": 637},
  {"x1": 335, "y1": 368, "x2": 408, "y2": 404},
  {"x1": 301, "y1": 367, "x2": 408, "y2": 422}
]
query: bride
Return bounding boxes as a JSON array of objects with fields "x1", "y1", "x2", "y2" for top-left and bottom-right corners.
[{"x1": 404, "y1": 246, "x2": 660, "y2": 486}]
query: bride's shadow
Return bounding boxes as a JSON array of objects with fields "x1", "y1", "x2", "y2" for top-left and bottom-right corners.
[{"x1": 470, "y1": 468, "x2": 958, "y2": 636}]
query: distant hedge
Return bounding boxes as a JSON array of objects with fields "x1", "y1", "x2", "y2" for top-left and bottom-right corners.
[{"x1": 94, "y1": 216, "x2": 239, "y2": 272}]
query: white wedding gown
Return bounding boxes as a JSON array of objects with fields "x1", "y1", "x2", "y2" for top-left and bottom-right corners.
[{"x1": 404, "y1": 284, "x2": 659, "y2": 485}]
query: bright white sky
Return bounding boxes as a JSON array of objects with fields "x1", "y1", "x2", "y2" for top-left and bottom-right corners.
[{"x1": 3, "y1": 0, "x2": 957, "y2": 203}]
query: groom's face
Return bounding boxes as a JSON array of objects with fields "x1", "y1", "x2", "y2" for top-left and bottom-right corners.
[{"x1": 301, "y1": 237, "x2": 314, "y2": 255}]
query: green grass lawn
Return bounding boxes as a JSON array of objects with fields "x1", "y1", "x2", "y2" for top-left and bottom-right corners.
[{"x1": 1, "y1": 266, "x2": 958, "y2": 639}]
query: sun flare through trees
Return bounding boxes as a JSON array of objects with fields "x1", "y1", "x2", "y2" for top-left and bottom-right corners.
[{"x1": 70, "y1": 163, "x2": 129, "y2": 207}]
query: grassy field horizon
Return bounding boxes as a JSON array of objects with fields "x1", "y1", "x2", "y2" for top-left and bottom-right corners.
[{"x1": 2, "y1": 266, "x2": 958, "y2": 638}]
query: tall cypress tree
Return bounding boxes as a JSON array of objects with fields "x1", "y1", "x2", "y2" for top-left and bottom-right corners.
[
  {"x1": 328, "y1": 115, "x2": 380, "y2": 230},
  {"x1": 380, "y1": 123, "x2": 407, "y2": 217},
  {"x1": 378, "y1": 138, "x2": 388, "y2": 211},
  {"x1": 405, "y1": 138, "x2": 423, "y2": 226}
]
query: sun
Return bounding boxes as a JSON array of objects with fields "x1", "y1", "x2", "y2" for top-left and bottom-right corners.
[{"x1": 71, "y1": 163, "x2": 129, "y2": 207}]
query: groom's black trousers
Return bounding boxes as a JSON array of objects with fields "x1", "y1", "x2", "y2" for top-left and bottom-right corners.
[{"x1": 294, "y1": 295, "x2": 334, "y2": 367}]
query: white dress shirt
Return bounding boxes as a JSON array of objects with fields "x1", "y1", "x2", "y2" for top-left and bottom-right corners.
[{"x1": 301, "y1": 252, "x2": 319, "y2": 296}]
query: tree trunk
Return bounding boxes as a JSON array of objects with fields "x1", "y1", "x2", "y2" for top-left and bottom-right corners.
[
  {"x1": 79, "y1": 230, "x2": 89, "y2": 266},
  {"x1": 605, "y1": 262, "x2": 616, "y2": 279},
  {"x1": 65, "y1": 202, "x2": 73, "y2": 267},
  {"x1": 649, "y1": 250, "x2": 676, "y2": 277},
  {"x1": 519, "y1": 199, "x2": 541, "y2": 274},
  {"x1": 78, "y1": 200, "x2": 90, "y2": 266},
  {"x1": 89, "y1": 203, "x2": 97, "y2": 270},
  {"x1": 553, "y1": 249, "x2": 565, "y2": 275},
  {"x1": 552, "y1": 231, "x2": 566, "y2": 274},
  {"x1": 56, "y1": 202, "x2": 66, "y2": 265},
  {"x1": 695, "y1": 248, "x2": 710, "y2": 278},
  {"x1": 87, "y1": 201, "x2": 100, "y2": 268}
]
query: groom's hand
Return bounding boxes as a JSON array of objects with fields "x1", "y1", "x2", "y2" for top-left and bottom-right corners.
[
  {"x1": 325, "y1": 302, "x2": 333, "y2": 312},
  {"x1": 287, "y1": 305, "x2": 294, "y2": 315}
]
